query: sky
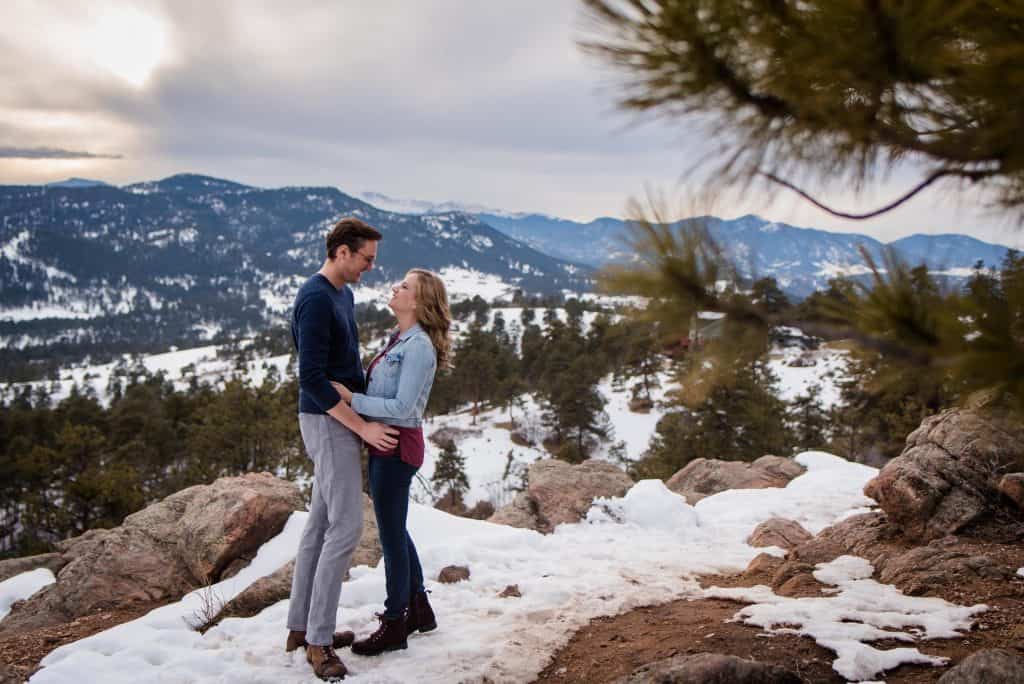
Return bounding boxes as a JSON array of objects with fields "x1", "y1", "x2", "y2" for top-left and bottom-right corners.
[{"x1": 2, "y1": 0, "x2": 1022, "y2": 248}]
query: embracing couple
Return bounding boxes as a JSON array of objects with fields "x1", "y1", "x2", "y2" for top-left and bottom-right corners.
[{"x1": 284, "y1": 217, "x2": 450, "y2": 681}]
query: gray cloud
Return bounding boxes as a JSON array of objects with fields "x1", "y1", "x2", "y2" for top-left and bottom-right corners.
[
  {"x1": 0, "y1": 1, "x2": 1020, "y2": 247},
  {"x1": 0, "y1": 146, "x2": 123, "y2": 159}
]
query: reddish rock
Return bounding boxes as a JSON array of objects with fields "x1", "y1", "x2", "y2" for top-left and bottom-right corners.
[
  {"x1": 438, "y1": 565, "x2": 470, "y2": 584},
  {"x1": 174, "y1": 473, "x2": 304, "y2": 583},
  {"x1": 878, "y1": 544, "x2": 1010, "y2": 596},
  {"x1": 210, "y1": 494, "x2": 381, "y2": 626},
  {"x1": 746, "y1": 518, "x2": 813, "y2": 550},
  {"x1": 742, "y1": 553, "x2": 785, "y2": 580},
  {"x1": 864, "y1": 408, "x2": 1024, "y2": 542},
  {"x1": 1, "y1": 473, "x2": 303, "y2": 633},
  {"x1": 665, "y1": 456, "x2": 805, "y2": 504},
  {"x1": 787, "y1": 512, "x2": 897, "y2": 566},
  {"x1": 938, "y1": 648, "x2": 1024, "y2": 683},
  {"x1": 498, "y1": 584, "x2": 521, "y2": 598},
  {"x1": 489, "y1": 459, "x2": 633, "y2": 533}
]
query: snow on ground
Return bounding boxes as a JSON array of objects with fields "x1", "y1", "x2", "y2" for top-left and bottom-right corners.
[
  {"x1": 766, "y1": 330, "x2": 850, "y2": 409},
  {"x1": 30, "y1": 452, "x2": 972, "y2": 684},
  {"x1": 0, "y1": 568, "x2": 55, "y2": 620},
  {"x1": 563, "y1": 292, "x2": 648, "y2": 310},
  {"x1": 0, "y1": 344, "x2": 292, "y2": 408},
  {"x1": 704, "y1": 555, "x2": 986, "y2": 681},
  {"x1": 693, "y1": 452, "x2": 878, "y2": 541}
]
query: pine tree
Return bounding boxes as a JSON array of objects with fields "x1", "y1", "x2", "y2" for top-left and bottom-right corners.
[
  {"x1": 582, "y1": 1, "x2": 1024, "y2": 216},
  {"x1": 449, "y1": 321, "x2": 499, "y2": 422},
  {"x1": 636, "y1": 355, "x2": 791, "y2": 478},
  {"x1": 788, "y1": 384, "x2": 831, "y2": 453},
  {"x1": 751, "y1": 278, "x2": 791, "y2": 316},
  {"x1": 431, "y1": 440, "x2": 470, "y2": 504},
  {"x1": 622, "y1": 324, "x2": 661, "y2": 406}
]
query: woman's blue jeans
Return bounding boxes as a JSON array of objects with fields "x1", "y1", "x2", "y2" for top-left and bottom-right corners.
[{"x1": 368, "y1": 455, "x2": 425, "y2": 619}]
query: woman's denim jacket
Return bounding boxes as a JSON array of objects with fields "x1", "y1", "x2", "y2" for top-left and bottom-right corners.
[{"x1": 351, "y1": 323, "x2": 436, "y2": 428}]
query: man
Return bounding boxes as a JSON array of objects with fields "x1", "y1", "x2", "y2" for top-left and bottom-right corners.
[{"x1": 285, "y1": 217, "x2": 398, "y2": 682}]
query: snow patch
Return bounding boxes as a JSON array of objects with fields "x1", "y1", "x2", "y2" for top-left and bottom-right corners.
[
  {"x1": 0, "y1": 568, "x2": 56, "y2": 620},
  {"x1": 704, "y1": 555, "x2": 986, "y2": 681}
]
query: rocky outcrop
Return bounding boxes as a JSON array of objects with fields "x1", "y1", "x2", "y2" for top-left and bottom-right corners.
[
  {"x1": 617, "y1": 653, "x2": 800, "y2": 684},
  {"x1": 938, "y1": 649, "x2": 1024, "y2": 683},
  {"x1": 877, "y1": 542, "x2": 1011, "y2": 595},
  {"x1": 746, "y1": 518, "x2": 813, "y2": 550},
  {"x1": 864, "y1": 408, "x2": 1024, "y2": 542},
  {"x1": 488, "y1": 459, "x2": 633, "y2": 533},
  {"x1": 0, "y1": 553, "x2": 66, "y2": 584},
  {"x1": 665, "y1": 456, "x2": 805, "y2": 504},
  {"x1": 784, "y1": 512, "x2": 897, "y2": 566},
  {"x1": 210, "y1": 494, "x2": 381, "y2": 625},
  {"x1": 774, "y1": 511, "x2": 1018, "y2": 598},
  {"x1": 0, "y1": 473, "x2": 303, "y2": 633}
]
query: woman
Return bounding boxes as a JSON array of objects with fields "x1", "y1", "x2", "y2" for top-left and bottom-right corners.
[{"x1": 331, "y1": 268, "x2": 451, "y2": 657}]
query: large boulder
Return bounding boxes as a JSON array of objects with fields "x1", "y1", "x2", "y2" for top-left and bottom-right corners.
[
  {"x1": 172, "y1": 474, "x2": 305, "y2": 582},
  {"x1": 864, "y1": 408, "x2": 1024, "y2": 542},
  {"x1": 210, "y1": 493, "x2": 381, "y2": 626},
  {"x1": 617, "y1": 653, "x2": 800, "y2": 684},
  {"x1": 0, "y1": 473, "x2": 303, "y2": 633},
  {"x1": 488, "y1": 459, "x2": 633, "y2": 533},
  {"x1": 937, "y1": 649, "x2": 1024, "y2": 683},
  {"x1": 665, "y1": 456, "x2": 804, "y2": 504}
]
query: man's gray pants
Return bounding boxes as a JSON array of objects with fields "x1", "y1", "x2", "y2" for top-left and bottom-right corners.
[{"x1": 287, "y1": 413, "x2": 363, "y2": 646}]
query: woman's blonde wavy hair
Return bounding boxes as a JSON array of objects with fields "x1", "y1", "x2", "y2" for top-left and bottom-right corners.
[{"x1": 408, "y1": 268, "x2": 452, "y2": 368}]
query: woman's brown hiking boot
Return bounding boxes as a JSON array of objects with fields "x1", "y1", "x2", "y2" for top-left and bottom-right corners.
[
  {"x1": 306, "y1": 645, "x2": 348, "y2": 681},
  {"x1": 351, "y1": 614, "x2": 408, "y2": 656},
  {"x1": 285, "y1": 629, "x2": 356, "y2": 652},
  {"x1": 406, "y1": 591, "x2": 437, "y2": 635}
]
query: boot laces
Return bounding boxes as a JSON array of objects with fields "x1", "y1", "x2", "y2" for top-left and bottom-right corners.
[
  {"x1": 366, "y1": 611, "x2": 403, "y2": 643},
  {"x1": 314, "y1": 645, "x2": 339, "y2": 661}
]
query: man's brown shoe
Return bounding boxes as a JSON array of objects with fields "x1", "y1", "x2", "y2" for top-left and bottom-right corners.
[
  {"x1": 306, "y1": 645, "x2": 348, "y2": 681},
  {"x1": 351, "y1": 614, "x2": 408, "y2": 656},
  {"x1": 286, "y1": 629, "x2": 356, "y2": 652}
]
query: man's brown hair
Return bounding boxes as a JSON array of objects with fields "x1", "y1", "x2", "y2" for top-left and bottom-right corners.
[{"x1": 326, "y1": 217, "x2": 382, "y2": 259}]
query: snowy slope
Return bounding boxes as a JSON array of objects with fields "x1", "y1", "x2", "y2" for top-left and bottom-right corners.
[{"x1": 27, "y1": 452, "x2": 983, "y2": 683}]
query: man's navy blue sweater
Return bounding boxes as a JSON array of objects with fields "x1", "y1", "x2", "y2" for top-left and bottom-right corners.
[{"x1": 292, "y1": 274, "x2": 365, "y2": 414}]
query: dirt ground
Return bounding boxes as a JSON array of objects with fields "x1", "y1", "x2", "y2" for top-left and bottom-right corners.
[
  {"x1": 535, "y1": 566, "x2": 1024, "y2": 684},
  {"x1": 0, "y1": 602, "x2": 169, "y2": 682}
]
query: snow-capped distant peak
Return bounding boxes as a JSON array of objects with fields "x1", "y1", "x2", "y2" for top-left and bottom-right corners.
[
  {"x1": 45, "y1": 178, "x2": 111, "y2": 188},
  {"x1": 358, "y1": 191, "x2": 537, "y2": 218}
]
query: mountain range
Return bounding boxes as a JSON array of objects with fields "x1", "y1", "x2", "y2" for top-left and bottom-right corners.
[
  {"x1": 0, "y1": 175, "x2": 589, "y2": 367},
  {"x1": 0, "y1": 174, "x2": 1015, "y2": 370},
  {"x1": 357, "y1": 191, "x2": 1013, "y2": 297}
]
